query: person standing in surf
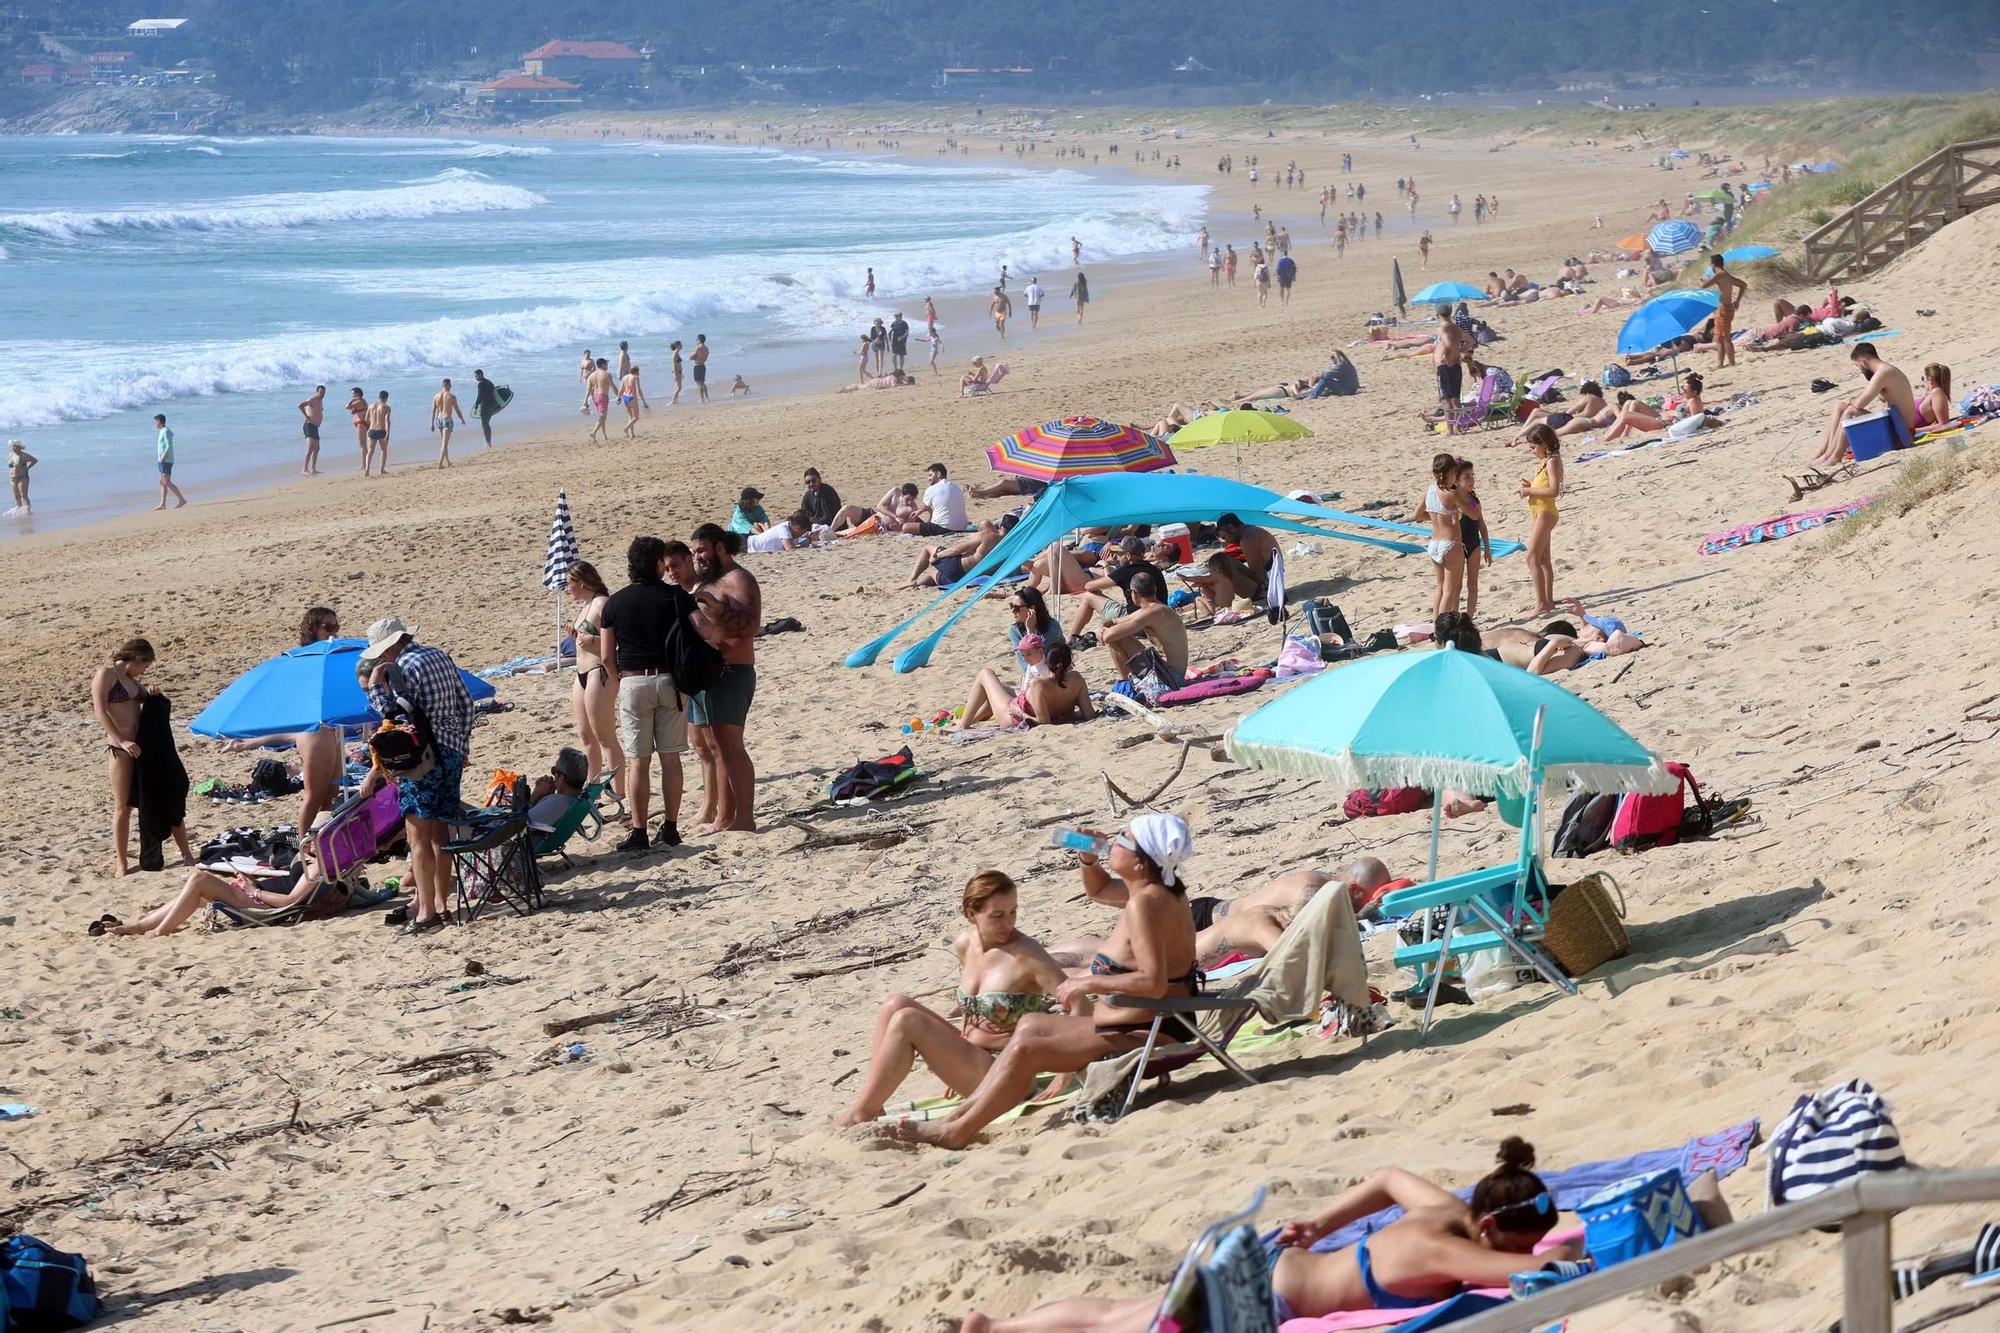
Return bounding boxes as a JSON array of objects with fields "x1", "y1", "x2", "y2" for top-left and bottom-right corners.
[
  {"x1": 471, "y1": 369, "x2": 502, "y2": 448},
  {"x1": 346, "y1": 387, "x2": 369, "y2": 469},
  {"x1": 430, "y1": 378, "x2": 464, "y2": 469},
  {"x1": 692, "y1": 334, "x2": 711, "y2": 403},
  {"x1": 297, "y1": 385, "x2": 325, "y2": 476},
  {"x1": 365, "y1": 392, "x2": 392, "y2": 475},
  {"x1": 152, "y1": 414, "x2": 187, "y2": 508}
]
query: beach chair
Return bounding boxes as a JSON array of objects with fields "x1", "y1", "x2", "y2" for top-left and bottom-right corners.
[
  {"x1": 1382, "y1": 784, "x2": 1578, "y2": 1042},
  {"x1": 1078, "y1": 879, "x2": 1374, "y2": 1120},
  {"x1": 1151, "y1": 1187, "x2": 1276, "y2": 1333},
  {"x1": 532, "y1": 778, "x2": 611, "y2": 868},
  {"x1": 447, "y1": 778, "x2": 543, "y2": 922},
  {"x1": 316, "y1": 781, "x2": 404, "y2": 888},
  {"x1": 1446, "y1": 369, "x2": 1502, "y2": 433}
]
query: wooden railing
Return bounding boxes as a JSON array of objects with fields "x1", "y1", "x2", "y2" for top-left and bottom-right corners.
[
  {"x1": 1804, "y1": 137, "x2": 2000, "y2": 281},
  {"x1": 1449, "y1": 1167, "x2": 2000, "y2": 1333}
]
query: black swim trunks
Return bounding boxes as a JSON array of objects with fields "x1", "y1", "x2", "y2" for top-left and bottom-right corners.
[
  {"x1": 303, "y1": 421, "x2": 320, "y2": 440},
  {"x1": 1188, "y1": 895, "x2": 1227, "y2": 932},
  {"x1": 1436, "y1": 362, "x2": 1464, "y2": 403},
  {"x1": 692, "y1": 363, "x2": 707, "y2": 384}
]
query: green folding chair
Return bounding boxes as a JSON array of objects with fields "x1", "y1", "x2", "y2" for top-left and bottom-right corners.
[{"x1": 532, "y1": 778, "x2": 611, "y2": 868}]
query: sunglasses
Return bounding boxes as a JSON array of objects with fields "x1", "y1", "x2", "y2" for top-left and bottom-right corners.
[
  {"x1": 1112, "y1": 831, "x2": 1136, "y2": 852},
  {"x1": 1487, "y1": 1192, "x2": 1555, "y2": 1225}
]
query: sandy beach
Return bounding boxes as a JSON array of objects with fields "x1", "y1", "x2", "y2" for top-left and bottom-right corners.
[{"x1": 7, "y1": 109, "x2": 2000, "y2": 1333}]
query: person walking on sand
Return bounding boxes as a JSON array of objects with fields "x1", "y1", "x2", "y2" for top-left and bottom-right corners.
[
  {"x1": 587, "y1": 358, "x2": 615, "y2": 440},
  {"x1": 297, "y1": 385, "x2": 325, "y2": 476},
  {"x1": 1519, "y1": 424, "x2": 1564, "y2": 616},
  {"x1": 1208, "y1": 245, "x2": 1222, "y2": 286},
  {"x1": 346, "y1": 386, "x2": 368, "y2": 469},
  {"x1": 471, "y1": 369, "x2": 501, "y2": 448},
  {"x1": 578, "y1": 348, "x2": 594, "y2": 414},
  {"x1": 1433, "y1": 306, "x2": 1467, "y2": 434},
  {"x1": 927, "y1": 322, "x2": 942, "y2": 375},
  {"x1": 1224, "y1": 244, "x2": 1237, "y2": 287},
  {"x1": 152, "y1": 414, "x2": 187, "y2": 508},
  {"x1": 923, "y1": 294, "x2": 937, "y2": 334},
  {"x1": 669, "y1": 341, "x2": 685, "y2": 405},
  {"x1": 1024, "y1": 277, "x2": 1044, "y2": 330},
  {"x1": 1069, "y1": 271, "x2": 1089, "y2": 322},
  {"x1": 990, "y1": 286, "x2": 1012, "y2": 338},
  {"x1": 616, "y1": 340, "x2": 632, "y2": 381},
  {"x1": 430, "y1": 378, "x2": 464, "y2": 468},
  {"x1": 1419, "y1": 230, "x2": 1433, "y2": 268},
  {"x1": 620, "y1": 363, "x2": 649, "y2": 438},
  {"x1": 365, "y1": 392, "x2": 392, "y2": 475},
  {"x1": 689, "y1": 524, "x2": 761, "y2": 834},
  {"x1": 7, "y1": 438, "x2": 36, "y2": 515},
  {"x1": 691, "y1": 334, "x2": 711, "y2": 402},
  {"x1": 1701, "y1": 253, "x2": 1747, "y2": 370}
]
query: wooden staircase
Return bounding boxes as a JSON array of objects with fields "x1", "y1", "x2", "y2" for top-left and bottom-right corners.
[{"x1": 1804, "y1": 136, "x2": 2000, "y2": 281}]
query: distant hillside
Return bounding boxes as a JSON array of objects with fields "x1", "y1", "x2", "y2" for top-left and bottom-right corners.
[{"x1": 134, "y1": 0, "x2": 2000, "y2": 109}]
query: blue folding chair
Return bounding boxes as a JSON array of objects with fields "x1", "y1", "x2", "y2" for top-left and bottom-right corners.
[{"x1": 1152, "y1": 1187, "x2": 1275, "y2": 1333}]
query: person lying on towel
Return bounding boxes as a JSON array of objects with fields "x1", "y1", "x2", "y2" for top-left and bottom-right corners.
[
  {"x1": 836, "y1": 871, "x2": 1065, "y2": 1127},
  {"x1": 1484, "y1": 599, "x2": 1644, "y2": 673},
  {"x1": 877, "y1": 814, "x2": 1202, "y2": 1151},
  {"x1": 958, "y1": 1136, "x2": 1579, "y2": 1332}
]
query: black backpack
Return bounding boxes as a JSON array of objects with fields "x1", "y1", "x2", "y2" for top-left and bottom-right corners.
[
  {"x1": 1552, "y1": 791, "x2": 1619, "y2": 859},
  {"x1": 829, "y1": 747, "x2": 919, "y2": 801},
  {"x1": 666, "y1": 606, "x2": 724, "y2": 700}
]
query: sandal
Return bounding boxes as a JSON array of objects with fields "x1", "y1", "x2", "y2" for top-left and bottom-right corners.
[{"x1": 86, "y1": 913, "x2": 121, "y2": 937}]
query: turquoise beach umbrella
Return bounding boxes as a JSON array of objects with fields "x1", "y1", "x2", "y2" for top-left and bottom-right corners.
[
  {"x1": 1720, "y1": 244, "x2": 1778, "y2": 264},
  {"x1": 1225, "y1": 648, "x2": 1665, "y2": 798},
  {"x1": 1409, "y1": 281, "x2": 1486, "y2": 305}
]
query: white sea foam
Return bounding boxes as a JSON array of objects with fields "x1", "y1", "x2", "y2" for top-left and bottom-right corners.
[
  {"x1": 0, "y1": 174, "x2": 544, "y2": 241},
  {"x1": 184, "y1": 144, "x2": 223, "y2": 156}
]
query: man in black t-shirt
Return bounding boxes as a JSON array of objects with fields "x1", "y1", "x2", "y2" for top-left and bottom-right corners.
[
  {"x1": 800, "y1": 467, "x2": 842, "y2": 528},
  {"x1": 1064, "y1": 536, "x2": 1163, "y2": 642},
  {"x1": 888, "y1": 313, "x2": 910, "y2": 373},
  {"x1": 598, "y1": 535, "x2": 698, "y2": 853}
]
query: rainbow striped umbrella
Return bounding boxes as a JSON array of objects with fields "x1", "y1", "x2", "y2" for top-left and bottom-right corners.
[{"x1": 985, "y1": 415, "x2": 1176, "y2": 482}]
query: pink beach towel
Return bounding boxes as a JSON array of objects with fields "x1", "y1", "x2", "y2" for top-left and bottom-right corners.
[
  {"x1": 1278, "y1": 1229, "x2": 1585, "y2": 1333},
  {"x1": 1698, "y1": 498, "x2": 1873, "y2": 555}
]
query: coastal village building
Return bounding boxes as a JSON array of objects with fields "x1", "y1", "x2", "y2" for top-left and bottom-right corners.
[
  {"x1": 19, "y1": 63, "x2": 55, "y2": 84},
  {"x1": 126, "y1": 18, "x2": 189, "y2": 38},
  {"x1": 521, "y1": 41, "x2": 644, "y2": 84},
  {"x1": 88, "y1": 51, "x2": 137, "y2": 74},
  {"x1": 473, "y1": 73, "x2": 582, "y2": 109}
]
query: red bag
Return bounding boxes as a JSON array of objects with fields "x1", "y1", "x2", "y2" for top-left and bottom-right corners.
[{"x1": 1609, "y1": 761, "x2": 1705, "y2": 851}]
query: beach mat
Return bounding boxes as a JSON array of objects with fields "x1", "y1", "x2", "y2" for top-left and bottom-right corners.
[{"x1": 1700, "y1": 499, "x2": 1874, "y2": 554}]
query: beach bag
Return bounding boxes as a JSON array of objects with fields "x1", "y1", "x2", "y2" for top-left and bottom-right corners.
[
  {"x1": 1579, "y1": 1170, "x2": 1706, "y2": 1268},
  {"x1": 1601, "y1": 363, "x2": 1633, "y2": 388},
  {"x1": 665, "y1": 610, "x2": 724, "y2": 701},
  {"x1": 1552, "y1": 791, "x2": 1619, "y2": 858},
  {"x1": 367, "y1": 718, "x2": 435, "y2": 782},
  {"x1": 1768, "y1": 1078, "x2": 1907, "y2": 1213},
  {"x1": 1, "y1": 1234, "x2": 101, "y2": 1331},
  {"x1": 1540, "y1": 872, "x2": 1628, "y2": 977},
  {"x1": 1962, "y1": 385, "x2": 2000, "y2": 417},
  {"x1": 1608, "y1": 762, "x2": 1705, "y2": 851},
  {"x1": 829, "y1": 747, "x2": 918, "y2": 802}
]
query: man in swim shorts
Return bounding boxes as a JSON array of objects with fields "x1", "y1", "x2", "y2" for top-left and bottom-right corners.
[
  {"x1": 691, "y1": 334, "x2": 711, "y2": 403},
  {"x1": 1433, "y1": 306, "x2": 1467, "y2": 432},
  {"x1": 1023, "y1": 277, "x2": 1044, "y2": 329},
  {"x1": 689, "y1": 524, "x2": 761, "y2": 832},
  {"x1": 990, "y1": 286, "x2": 1011, "y2": 338},
  {"x1": 429, "y1": 378, "x2": 464, "y2": 469},
  {"x1": 1701, "y1": 254, "x2": 1746, "y2": 370},
  {"x1": 297, "y1": 385, "x2": 325, "y2": 476},
  {"x1": 586, "y1": 358, "x2": 615, "y2": 441},
  {"x1": 365, "y1": 392, "x2": 392, "y2": 477}
]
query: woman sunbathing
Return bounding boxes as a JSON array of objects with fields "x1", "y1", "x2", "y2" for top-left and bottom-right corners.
[
  {"x1": 960, "y1": 1137, "x2": 1575, "y2": 1331},
  {"x1": 94, "y1": 835, "x2": 335, "y2": 938},
  {"x1": 1505, "y1": 383, "x2": 1607, "y2": 445},
  {"x1": 883, "y1": 814, "x2": 1201, "y2": 1150},
  {"x1": 836, "y1": 871, "x2": 1065, "y2": 1127}
]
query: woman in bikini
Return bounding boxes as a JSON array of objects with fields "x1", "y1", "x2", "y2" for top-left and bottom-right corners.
[
  {"x1": 888, "y1": 813, "x2": 1200, "y2": 1150},
  {"x1": 345, "y1": 387, "x2": 369, "y2": 471},
  {"x1": 1506, "y1": 382, "x2": 1606, "y2": 446},
  {"x1": 1024, "y1": 640, "x2": 1094, "y2": 726},
  {"x1": 619, "y1": 364, "x2": 648, "y2": 438},
  {"x1": 1915, "y1": 363, "x2": 1952, "y2": 432},
  {"x1": 836, "y1": 871, "x2": 1066, "y2": 1126},
  {"x1": 95, "y1": 828, "x2": 338, "y2": 938},
  {"x1": 566, "y1": 561, "x2": 624, "y2": 806},
  {"x1": 92, "y1": 638, "x2": 163, "y2": 877},
  {"x1": 960, "y1": 1137, "x2": 1575, "y2": 1332},
  {"x1": 1520, "y1": 424, "x2": 1565, "y2": 616},
  {"x1": 669, "y1": 340, "x2": 685, "y2": 405},
  {"x1": 1411, "y1": 452, "x2": 1465, "y2": 619}
]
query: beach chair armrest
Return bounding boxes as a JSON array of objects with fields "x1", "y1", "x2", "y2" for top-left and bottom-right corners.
[{"x1": 1105, "y1": 994, "x2": 1258, "y2": 1014}]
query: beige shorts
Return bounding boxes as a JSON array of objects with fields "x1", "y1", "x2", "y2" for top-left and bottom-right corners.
[{"x1": 617, "y1": 673, "x2": 688, "y2": 760}]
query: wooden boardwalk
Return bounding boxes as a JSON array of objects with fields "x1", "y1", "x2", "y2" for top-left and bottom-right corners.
[{"x1": 1804, "y1": 136, "x2": 2000, "y2": 281}]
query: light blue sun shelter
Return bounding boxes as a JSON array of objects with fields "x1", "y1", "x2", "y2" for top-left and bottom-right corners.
[
  {"x1": 191, "y1": 637, "x2": 495, "y2": 739},
  {"x1": 1227, "y1": 648, "x2": 1670, "y2": 1037},
  {"x1": 846, "y1": 471, "x2": 1523, "y2": 673}
]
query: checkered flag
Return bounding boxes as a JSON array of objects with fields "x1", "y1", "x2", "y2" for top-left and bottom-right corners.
[{"x1": 543, "y1": 491, "x2": 578, "y2": 590}]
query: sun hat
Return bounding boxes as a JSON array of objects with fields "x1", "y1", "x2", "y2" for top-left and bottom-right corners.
[
  {"x1": 1121, "y1": 811, "x2": 1193, "y2": 887},
  {"x1": 358, "y1": 617, "x2": 414, "y2": 666}
]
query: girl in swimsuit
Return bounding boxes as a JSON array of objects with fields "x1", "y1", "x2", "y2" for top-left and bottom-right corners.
[
  {"x1": 619, "y1": 366, "x2": 647, "y2": 439},
  {"x1": 565, "y1": 561, "x2": 624, "y2": 805},
  {"x1": 91, "y1": 637, "x2": 155, "y2": 877},
  {"x1": 1453, "y1": 458, "x2": 1491, "y2": 619},
  {"x1": 1411, "y1": 452, "x2": 1465, "y2": 619},
  {"x1": 1519, "y1": 424, "x2": 1564, "y2": 616},
  {"x1": 888, "y1": 813, "x2": 1200, "y2": 1150},
  {"x1": 962, "y1": 1137, "x2": 1576, "y2": 1332},
  {"x1": 837, "y1": 871, "x2": 1064, "y2": 1126}
]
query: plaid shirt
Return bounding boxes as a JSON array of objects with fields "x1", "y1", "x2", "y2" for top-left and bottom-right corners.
[{"x1": 367, "y1": 643, "x2": 473, "y2": 757}]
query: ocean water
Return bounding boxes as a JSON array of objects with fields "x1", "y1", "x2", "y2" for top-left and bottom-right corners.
[{"x1": 0, "y1": 134, "x2": 1206, "y2": 527}]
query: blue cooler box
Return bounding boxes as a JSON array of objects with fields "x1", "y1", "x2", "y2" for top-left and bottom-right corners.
[
  {"x1": 1844, "y1": 409, "x2": 1909, "y2": 462},
  {"x1": 1578, "y1": 1170, "x2": 1706, "y2": 1267}
]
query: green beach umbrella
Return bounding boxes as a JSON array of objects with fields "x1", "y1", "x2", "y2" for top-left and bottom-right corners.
[{"x1": 1168, "y1": 410, "x2": 1315, "y2": 449}]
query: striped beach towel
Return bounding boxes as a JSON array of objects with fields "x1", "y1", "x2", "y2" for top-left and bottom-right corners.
[
  {"x1": 1699, "y1": 498, "x2": 1873, "y2": 555},
  {"x1": 1767, "y1": 1077, "x2": 1907, "y2": 1210}
]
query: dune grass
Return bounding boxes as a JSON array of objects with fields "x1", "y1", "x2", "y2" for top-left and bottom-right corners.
[{"x1": 1822, "y1": 438, "x2": 1992, "y2": 550}]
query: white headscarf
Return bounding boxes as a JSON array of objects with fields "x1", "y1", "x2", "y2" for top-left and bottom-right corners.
[{"x1": 1125, "y1": 812, "x2": 1193, "y2": 888}]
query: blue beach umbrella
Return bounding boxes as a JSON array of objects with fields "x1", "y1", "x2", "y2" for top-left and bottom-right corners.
[
  {"x1": 1615, "y1": 288, "x2": 1721, "y2": 356},
  {"x1": 1721, "y1": 244, "x2": 1779, "y2": 264},
  {"x1": 1647, "y1": 220, "x2": 1703, "y2": 256},
  {"x1": 190, "y1": 638, "x2": 494, "y2": 739},
  {"x1": 1409, "y1": 280, "x2": 1486, "y2": 305},
  {"x1": 1226, "y1": 649, "x2": 1663, "y2": 798}
]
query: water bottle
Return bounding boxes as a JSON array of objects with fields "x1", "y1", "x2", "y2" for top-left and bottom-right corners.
[{"x1": 1046, "y1": 828, "x2": 1109, "y2": 858}]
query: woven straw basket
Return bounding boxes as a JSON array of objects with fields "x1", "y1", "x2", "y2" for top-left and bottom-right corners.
[{"x1": 1541, "y1": 872, "x2": 1628, "y2": 977}]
